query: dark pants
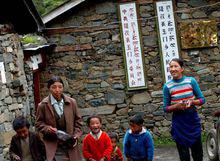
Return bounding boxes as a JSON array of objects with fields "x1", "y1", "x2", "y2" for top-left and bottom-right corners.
[
  {"x1": 176, "y1": 138, "x2": 203, "y2": 161},
  {"x1": 54, "y1": 145, "x2": 70, "y2": 161}
]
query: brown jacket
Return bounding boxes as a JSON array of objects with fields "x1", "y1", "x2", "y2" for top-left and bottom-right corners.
[
  {"x1": 35, "y1": 95, "x2": 83, "y2": 161},
  {"x1": 9, "y1": 132, "x2": 46, "y2": 161}
]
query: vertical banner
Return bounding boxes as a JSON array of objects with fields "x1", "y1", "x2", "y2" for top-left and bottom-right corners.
[
  {"x1": 119, "y1": 2, "x2": 147, "y2": 90},
  {"x1": 156, "y1": 0, "x2": 180, "y2": 82},
  {"x1": 0, "y1": 62, "x2": 6, "y2": 83}
]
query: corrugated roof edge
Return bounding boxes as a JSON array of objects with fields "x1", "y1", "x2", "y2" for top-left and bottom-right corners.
[{"x1": 42, "y1": 0, "x2": 86, "y2": 24}]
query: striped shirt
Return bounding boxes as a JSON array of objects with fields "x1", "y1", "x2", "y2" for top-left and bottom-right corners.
[
  {"x1": 162, "y1": 75, "x2": 206, "y2": 146},
  {"x1": 163, "y1": 76, "x2": 205, "y2": 111}
]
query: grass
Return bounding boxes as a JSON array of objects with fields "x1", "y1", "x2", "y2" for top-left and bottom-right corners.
[
  {"x1": 117, "y1": 131, "x2": 208, "y2": 149},
  {"x1": 154, "y1": 131, "x2": 207, "y2": 147},
  {"x1": 154, "y1": 136, "x2": 175, "y2": 147}
]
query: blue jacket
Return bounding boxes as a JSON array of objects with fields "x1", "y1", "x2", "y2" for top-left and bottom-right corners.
[{"x1": 123, "y1": 128, "x2": 154, "y2": 161}]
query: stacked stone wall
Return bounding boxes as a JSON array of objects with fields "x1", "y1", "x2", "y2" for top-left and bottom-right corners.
[
  {"x1": 42, "y1": 0, "x2": 220, "y2": 140},
  {"x1": 0, "y1": 24, "x2": 31, "y2": 160}
]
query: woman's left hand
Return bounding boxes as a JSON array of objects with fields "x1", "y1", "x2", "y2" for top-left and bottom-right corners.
[{"x1": 186, "y1": 99, "x2": 193, "y2": 108}]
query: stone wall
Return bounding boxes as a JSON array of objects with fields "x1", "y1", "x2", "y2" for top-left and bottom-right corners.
[
  {"x1": 0, "y1": 24, "x2": 31, "y2": 160},
  {"x1": 42, "y1": 0, "x2": 220, "y2": 139}
]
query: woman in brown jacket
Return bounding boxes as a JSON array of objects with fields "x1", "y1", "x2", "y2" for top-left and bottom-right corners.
[{"x1": 35, "y1": 76, "x2": 83, "y2": 161}]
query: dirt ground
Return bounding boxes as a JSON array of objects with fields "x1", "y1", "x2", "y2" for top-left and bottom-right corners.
[{"x1": 154, "y1": 145, "x2": 209, "y2": 161}]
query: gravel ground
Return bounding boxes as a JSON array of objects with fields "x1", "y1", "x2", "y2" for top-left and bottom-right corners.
[{"x1": 154, "y1": 145, "x2": 209, "y2": 161}]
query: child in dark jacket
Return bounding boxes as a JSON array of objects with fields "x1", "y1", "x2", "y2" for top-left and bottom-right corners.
[
  {"x1": 108, "y1": 132, "x2": 123, "y2": 161},
  {"x1": 9, "y1": 116, "x2": 46, "y2": 161},
  {"x1": 123, "y1": 114, "x2": 154, "y2": 161}
]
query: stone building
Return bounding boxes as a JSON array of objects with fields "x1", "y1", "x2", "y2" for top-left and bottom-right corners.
[
  {"x1": 0, "y1": 0, "x2": 220, "y2": 160},
  {"x1": 0, "y1": 0, "x2": 52, "y2": 160},
  {"x1": 42, "y1": 0, "x2": 220, "y2": 137}
]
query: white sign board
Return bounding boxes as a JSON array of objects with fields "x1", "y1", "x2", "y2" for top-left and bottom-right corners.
[
  {"x1": 27, "y1": 54, "x2": 43, "y2": 70},
  {"x1": 156, "y1": 0, "x2": 180, "y2": 82},
  {"x1": 0, "y1": 62, "x2": 6, "y2": 83},
  {"x1": 119, "y1": 2, "x2": 146, "y2": 90}
]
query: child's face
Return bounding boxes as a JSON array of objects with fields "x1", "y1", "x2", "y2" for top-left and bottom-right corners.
[
  {"x1": 130, "y1": 122, "x2": 142, "y2": 134},
  {"x1": 111, "y1": 138, "x2": 117, "y2": 148},
  {"x1": 89, "y1": 118, "x2": 101, "y2": 134},
  {"x1": 16, "y1": 126, "x2": 29, "y2": 139}
]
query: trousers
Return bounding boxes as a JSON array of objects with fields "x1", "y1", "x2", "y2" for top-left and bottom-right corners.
[{"x1": 176, "y1": 138, "x2": 203, "y2": 161}]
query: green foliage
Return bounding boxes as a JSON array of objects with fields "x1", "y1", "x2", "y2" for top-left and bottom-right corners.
[
  {"x1": 202, "y1": 131, "x2": 207, "y2": 143},
  {"x1": 154, "y1": 132, "x2": 207, "y2": 147},
  {"x1": 33, "y1": 0, "x2": 68, "y2": 16},
  {"x1": 21, "y1": 35, "x2": 40, "y2": 44},
  {"x1": 117, "y1": 132, "x2": 208, "y2": 150},
  {"x1": 33, "y1": 0, "x2": 46, "y2": 16},
  {"x1": 154, "y1": 136, "x2": 175, "y2": 147}
]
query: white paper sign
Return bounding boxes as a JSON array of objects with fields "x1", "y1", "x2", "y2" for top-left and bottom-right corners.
[
  {"x1": 0, "y1": 62, "x2": 6, "y2": 83},
  {"x1": 119, "y1": 2, "x2": 146, "y2": 90},
  {"x1": 30, "y1": 54, "x2": 42, "y2": 70},
  {"x1": 156, "y1": 0, "x2": 180, "y2": 82},
  {"x1": 36, "y1": 54, "x2": 42, "y2": 64}
]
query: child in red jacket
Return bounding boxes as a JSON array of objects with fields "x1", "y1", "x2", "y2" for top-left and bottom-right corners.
[
  {"x1": 83, "y1": 115, "x2": 112, "y2": 161},
  {"x1": 108, "y1": 132, "x2": 123, "y2": 161}
]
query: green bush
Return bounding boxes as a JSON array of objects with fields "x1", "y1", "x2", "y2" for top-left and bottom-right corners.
[
  {"x1": 22, "y1": 35, "x2": 40, "y2": 44},
  {"x1": 154, "y1": 136, "x2": 175, "y2": 147}
]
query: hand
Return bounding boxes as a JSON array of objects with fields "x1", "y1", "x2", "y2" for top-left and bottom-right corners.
[
  {"x1": 65, "y1": 136, "x2": 78, "y2": 148},
  {"x1": 186, "y1": 99, "x2": 193, "y2": 108},
  {"x1": 127, "y1": 158, "x2": 132, "y2": 161},
  {"x1": 72, "y1": 136, "x2": 78, "y2": 147},
  {"x1": 48, "y1": 126, "x2": 57, "y2": 133},
  {"x1": 100, "y1": 157, "x2": 107, "y2": 161},
  {"x1": 176, "y1": 101, "x2": 187, "y2": 111},
  {"x1": 12, "y1": 154, "x2": 21, "y2": 161}
]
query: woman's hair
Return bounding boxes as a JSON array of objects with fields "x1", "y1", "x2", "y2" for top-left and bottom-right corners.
[
  {"x1": 12, "y1": 116, "x2": 30, "y2": 131},
  {"x1": 170, "y1": 58, "x2": 184, "y2": 68},
  {"x1": 130, "y1": 114, "x2": 144, "y2": 125},
  {"x1": 86, "y1": 115, "x2": 102, "y2": 126},
  {"x1": 108, "y1": 132, "x2": 119, "y2": 142},
  {"x1": 47, "y1": 76, "x2": 64, "y2": 89}
]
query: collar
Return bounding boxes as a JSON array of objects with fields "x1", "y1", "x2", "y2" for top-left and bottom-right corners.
[
  {"x1": 173, "y1": 75, "x2": 185, "y2": 83},
  {"x1": 50, "y1": 94, "x2": 64, "y2": 105},
  {"x1": 42, "y1": 95, "x2": 72, "y2": 105},
  {"x1": 128, "y1": 127, "x2": 146, "y2": 135},
  {"x1": 90, "y1": 130, "x2": 102, "y2": 140}
]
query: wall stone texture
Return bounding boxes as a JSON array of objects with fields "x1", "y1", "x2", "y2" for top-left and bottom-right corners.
[
  {"x1": 0, "y1": 0, "x2": 220, "y2": 160},
  {"x1": 42, "y1": 0, "x2": 220, "y2": 139},
  {"x1": 0, "y1": 24, "x2": 32, "y2": 160}
]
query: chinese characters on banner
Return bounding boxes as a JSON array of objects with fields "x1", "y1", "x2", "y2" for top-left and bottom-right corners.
[
  {"x1": 119, "y1": 2, "x2": 146, "y2": 90},
  {"x1": 156, "y1": 0, "x2": 180, "y2": 82},
  {"x1": 0, "y1": 62, "x2": 6, "y2": 83}
]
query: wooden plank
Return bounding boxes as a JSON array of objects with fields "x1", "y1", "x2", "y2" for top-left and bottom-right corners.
[
  {"x1": 43, "y1": 25, "x2": 118, "y2": 35},
  {"x1": 55, "y1": 44, "x2": 92, "y2": 52}
]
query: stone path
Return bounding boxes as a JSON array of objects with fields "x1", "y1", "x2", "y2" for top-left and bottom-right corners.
[{"x1": 154, "y1": 145, "x2": 209, "y2": 161}]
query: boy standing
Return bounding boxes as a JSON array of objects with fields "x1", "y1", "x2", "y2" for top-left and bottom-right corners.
[
  {"x1": 123, "y1": 114, "x2": 154, "y2": 161},
  {"x1": 9, "y1": 116, "x2": 46, "y2": 161},
  {"x1": 83, "y1": 115, "x2": 112, "y2": 161}
]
